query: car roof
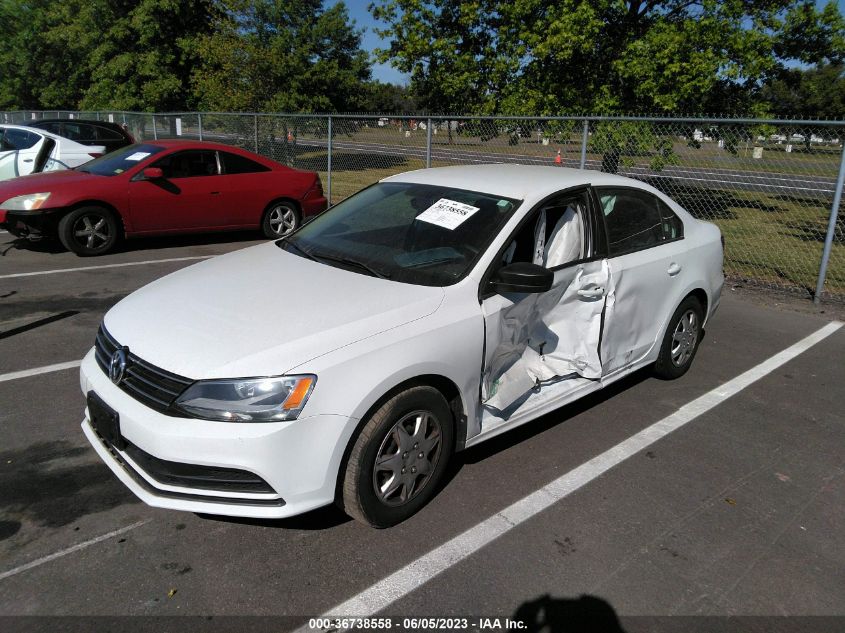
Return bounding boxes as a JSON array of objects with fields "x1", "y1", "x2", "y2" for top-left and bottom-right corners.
[
  {"x1": 31, "y1": 119, "x2": 130, "y2": 133},
  {"x1": 381, "y1": 164, "x2": 648, "y2": 200},
  {"x1": 136, "y1": 139, "x2": 260, "y2": 153}
]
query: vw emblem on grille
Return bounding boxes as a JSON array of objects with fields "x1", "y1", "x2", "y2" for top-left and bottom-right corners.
[{"x1": 109, "y1": 347, "x2": 129, "y2": 385}]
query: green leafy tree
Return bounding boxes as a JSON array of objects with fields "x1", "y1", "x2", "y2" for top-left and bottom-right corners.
[
  {"x1": 371, "y1": 0, "x2": 845, "y2": 115},
  {"x1": 0, "y1": 0, "x2": 91, "y2": 109},
  {"x1": 360, "y1": 81, "x2": 417, "y2": 113},
  {"x1": 191, "y1": 0, "x2": 371, "y2": 112},
  {"x1": 760, "y1": 63, "x2": 845, "y2": 119},
  {"x1": 371, "y1": 0, "x2": 844, "y2": 170},
  {"x1": 80, "y1": 0, "x2": 217, "y2": 111},
  {"x1": 0, "y1": 0, "x2": 215, "y2": 111}
]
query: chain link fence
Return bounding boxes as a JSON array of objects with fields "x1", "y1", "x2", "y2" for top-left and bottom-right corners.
[{"x1": 3, "y1": 110, "x2": 843, "y2": 302}]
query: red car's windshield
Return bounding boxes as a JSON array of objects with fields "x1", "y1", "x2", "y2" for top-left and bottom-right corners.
[{"x1": 77, "y1": 143, "x2": 165, "y2": 176}]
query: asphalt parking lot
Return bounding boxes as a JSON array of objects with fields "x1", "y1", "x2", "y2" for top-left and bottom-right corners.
[{"x1": 1, "y1": 230, "x2": 843, "y2": 632}]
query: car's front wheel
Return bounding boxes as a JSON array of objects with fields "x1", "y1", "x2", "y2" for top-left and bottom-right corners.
[
  {"x1": 58, "y1": 206, "x2": 120, "y2": 256},
  {"x1": 340, "y1": 386, "x2": 454, "y2": 528},
  {"x1": 262, "y1": 202, "x2": 300, "y2": 239},
  {"x1": 654, "y1": 295, "x2": 704, "y2": 379}
]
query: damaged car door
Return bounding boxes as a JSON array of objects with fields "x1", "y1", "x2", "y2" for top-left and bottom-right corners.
[{"x1": 480, "y1": 188, "x2": 610, "y2": 416}]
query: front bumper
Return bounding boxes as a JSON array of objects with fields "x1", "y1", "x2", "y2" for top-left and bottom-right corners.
[
  {"x1": 0, "y1": 208, "x2": 63, "y2": 238},
  {"x1": 79, "y1": 349, "x2": 352, "y2": 519}
]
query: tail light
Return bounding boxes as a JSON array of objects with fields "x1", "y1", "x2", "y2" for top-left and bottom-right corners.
[
  {"x1": 313, "y1": 175, "x2": 324, "y2": 196},
  {"x1": 88, "y1": 152, "x2": 103, "y2": 158}
]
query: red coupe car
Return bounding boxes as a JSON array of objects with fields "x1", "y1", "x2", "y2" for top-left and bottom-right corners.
[{"x1": 0, "y1": 140, "x2": 327, "y2": 255}]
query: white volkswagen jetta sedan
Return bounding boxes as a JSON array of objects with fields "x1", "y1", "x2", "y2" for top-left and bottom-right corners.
[{"x1": 80, "y1": 165, "x2": 723, "y2": 527}]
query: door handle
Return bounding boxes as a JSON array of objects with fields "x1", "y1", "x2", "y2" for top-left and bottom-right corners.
[
  {"x1": 23, "y1": 159, "x2": 33, "y2": 163},
  {"x1": 577, "y1": 286, "x2": 605, "y2": 299},
  {"x1": 667, "y1": 262, "x2": 682, "y2": 276},
  {"x1": 210, "y1": 191, "x2": 220, "y2": 195}
]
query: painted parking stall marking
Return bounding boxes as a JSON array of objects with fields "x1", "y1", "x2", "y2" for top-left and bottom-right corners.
[
  {"x1": 303, "y1": 320, "x2": 842, "y2": 625},
  {"x1": 0, "y1": 254, "x2": 213, "y2": 279},
  {"x1": 0, "y1": 360, "x2": 82, "y2": 383},
  {"x1": 0, "y1": 520, "x2": 151, "y2": 582}
]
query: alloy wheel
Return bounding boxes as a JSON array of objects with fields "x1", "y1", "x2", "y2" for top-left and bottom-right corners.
[
  {"x1": 73, "y1": 214, "x2": 111, "y2": 250},
  {"x1": 268, "y1": 205, "x2": 297, "y2": 236}
]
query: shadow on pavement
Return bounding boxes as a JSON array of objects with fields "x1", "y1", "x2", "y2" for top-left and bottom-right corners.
[{"x1": 514, "y1": 594, "x2": 626, "y2": 632}]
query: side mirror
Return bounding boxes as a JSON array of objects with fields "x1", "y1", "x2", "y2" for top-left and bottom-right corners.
[
  {"x1": 141, "y1": 167, "x2": 163, "y2": 180},
  {"x1": 489, "y1": 262, "x2": 553, "y2": 294}
]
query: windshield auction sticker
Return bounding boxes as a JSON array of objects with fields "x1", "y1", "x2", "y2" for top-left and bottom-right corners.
[
  {"x1": 416, "y1": 198, "x2": 481, "y2": 230},
  {"x1": 125, "y1": 152, "x2": 151, "y2": 161}
]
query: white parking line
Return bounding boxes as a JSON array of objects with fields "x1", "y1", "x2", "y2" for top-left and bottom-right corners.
[
  {"x1": 0, "y1": 360, "x2": 82, "y2": 383},
  {"x1": 306, "y1": 320, "x2": 843, "y2": 623},
  {"x1": 0, "y1": 255, "x2": 213, "y2": 280},
  {"x1": 0, "y1": 520, "x2": 151, "y2": 582}
]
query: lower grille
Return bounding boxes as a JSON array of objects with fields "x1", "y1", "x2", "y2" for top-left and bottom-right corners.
[
  {"x1": 124, "y1": 443, "x2": 275, "y2": 494},
  {"x1": 94, "y1": 325, "x2": 193, "y2": 414},
  {"x1": 90, "y1": 424, "x2": 285, "y2": 507}
]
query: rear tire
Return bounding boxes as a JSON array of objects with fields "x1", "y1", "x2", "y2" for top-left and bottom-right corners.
[
  {"x1": 340, "y1": 386, "x2": 454, "y2": 528},
  {"x1": 654, "y1": 296, "x2": 704, "y2": 379},
  {"x1": 262, "y1": 202, "x2": 300, "y2": 239},
  {"x1": 58, "y1": 206, "x2": 119, "y2": 256}
]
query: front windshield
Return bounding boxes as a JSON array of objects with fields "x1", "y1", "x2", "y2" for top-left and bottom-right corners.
[
  {"x1": 77, "y1": 143, "x2": 165, "y2": 176},
  {"x1": 282, "y1": 182, "x2": 521, "y2": 286}
]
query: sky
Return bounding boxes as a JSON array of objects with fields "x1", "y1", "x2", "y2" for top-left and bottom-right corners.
[{"x1": 333, "y1": 0, "x2": 845, "y2": 86}]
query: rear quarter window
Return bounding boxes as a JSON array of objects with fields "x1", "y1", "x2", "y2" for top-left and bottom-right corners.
[{"x1": 221, "y1": 152, "x2": 271, "y2": 174}]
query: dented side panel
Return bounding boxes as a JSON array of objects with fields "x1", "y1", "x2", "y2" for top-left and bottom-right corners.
[{"x1": 481, "y1": 259, "x2": 610, "y2": 413}]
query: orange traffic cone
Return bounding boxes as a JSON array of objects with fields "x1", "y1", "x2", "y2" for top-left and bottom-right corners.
[
  {"x1": 287, "y1": 131, "x2": 294, "y2": 142},
  {"x1": 554, "y1": 149, "x2": 562, "y2": 165}
]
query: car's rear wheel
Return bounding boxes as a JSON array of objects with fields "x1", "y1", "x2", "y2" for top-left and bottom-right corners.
[
  {"x1": 654, "y1": 296, "x2": 704, "y2": 379},
  {"x1": 340, "y1": 386, "x2": 454, "y2": 528},
  {"x1": 262, "y1": 202, "x2": 300, "y2": 239},
  {"x1": 58, "y1": 206, "x2": 119, "y2": 256}
]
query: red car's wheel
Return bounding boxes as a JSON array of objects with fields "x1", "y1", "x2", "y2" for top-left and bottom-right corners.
[
  {"x1": 262, "y1": 202, "x2": 300, "y2": 239},
  {"x1": 58, "y1": 206, "x2": 120, "y2": 256}
]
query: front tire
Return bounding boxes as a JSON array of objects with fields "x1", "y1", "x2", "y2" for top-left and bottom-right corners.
[
  {"x1": 262, "y1": 202, "x2": 300, "y2": 239},
  {"x1": 58, "y1": 206, "x2": 119, "y2": 256},
  {"x1": 654, "y1": 296, "x2": 704, "y2": 379},
  {"x1": 340, "y1": 386, "x2": 454, "y2": 528}
]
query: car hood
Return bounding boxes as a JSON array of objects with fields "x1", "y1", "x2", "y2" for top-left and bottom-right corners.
[
  {"x1": 0, "y1": 169, "x2": 101, "y2": 204},
  {"x1": 104, "y1": 242, "x2": 445, "y2": 379}
]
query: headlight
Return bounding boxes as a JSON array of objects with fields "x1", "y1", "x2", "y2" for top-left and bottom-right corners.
[
  {"x1": 173, "y1": 375, "x2": 316, "y2": 422},
  {"x1": 1, "y1": 192, "x2": 51, "y2": 211}
]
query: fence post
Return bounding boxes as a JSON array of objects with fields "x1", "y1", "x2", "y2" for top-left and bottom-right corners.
[
  {"x1": 152, "y1": 114, "x2": 157, "y2": 140},
  {"x1": 579, "y1": 119, "x2": 589, "y2": 169},
  {"x1": 198, "y1": 113, "x2": 203, "y2": 141},
  {"x1": 426, "y1": 118, "x2": 432, "y2": 168},
  {"x1": 254, "y1": 114, "x2": 259, "y2": 153},
  {"x1": 327, "y1": 115, "x2": 333, "y2": 206},
  {"x1": 813, "y1": 142, "x2": 845, "y2": 304}
]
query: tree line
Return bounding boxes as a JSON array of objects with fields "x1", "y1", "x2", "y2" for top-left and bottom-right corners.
[{"x1": 0, "y1": 0, "x2": 842, "y2": 117}]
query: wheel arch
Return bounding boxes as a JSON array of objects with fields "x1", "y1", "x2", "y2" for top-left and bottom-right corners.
[
  {"x1": 685, "y1": 287, "x2": 709, "y2": 322},
  {"x1": 66, "y1": 200, "x2": 126, "y2": 235},
  {"x1": 333, "y1": 373, "x2": 467, "y2": 503},
  {"x1": 263, "y1": 197, "x2": 301, "y2": 216}
]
